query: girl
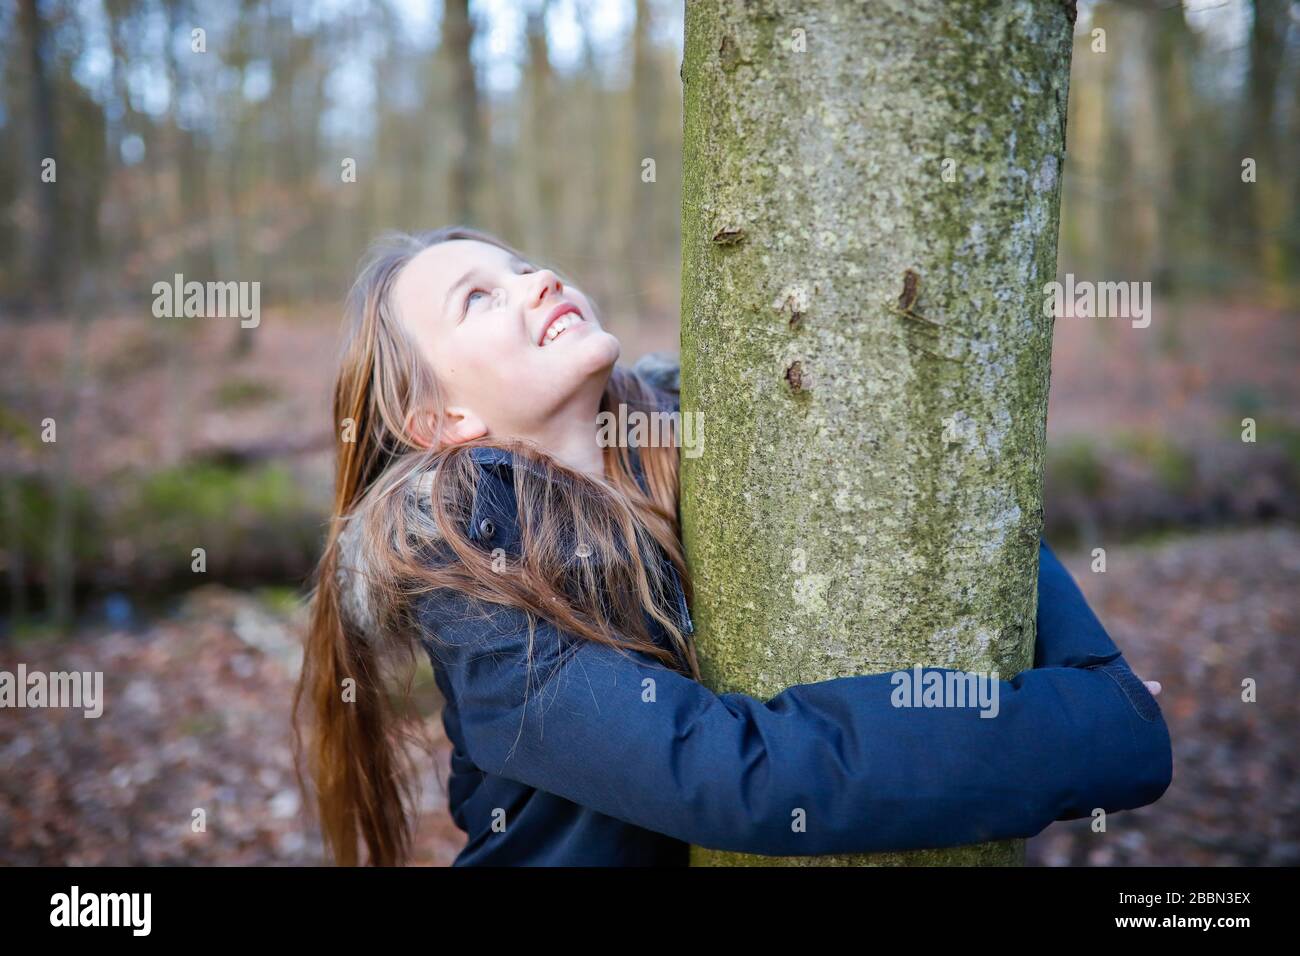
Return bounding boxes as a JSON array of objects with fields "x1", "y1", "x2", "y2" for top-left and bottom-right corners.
[{"x1": 294, "y1": 225, "x2": 1172, "y2": 867}]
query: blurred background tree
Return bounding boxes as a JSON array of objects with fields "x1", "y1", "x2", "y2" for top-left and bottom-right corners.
[{"x1": 0, "y1": 0, "x2": 690, "y2": 322}]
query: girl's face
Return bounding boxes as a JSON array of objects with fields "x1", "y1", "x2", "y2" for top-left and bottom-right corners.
[{"x1": 392, "y1": 239, "x2": 620, "y2": 447}]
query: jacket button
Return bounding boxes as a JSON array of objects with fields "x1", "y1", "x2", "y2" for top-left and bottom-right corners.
[{"x1": 478, "y1": 518, "x2": 495, "y2": 540}]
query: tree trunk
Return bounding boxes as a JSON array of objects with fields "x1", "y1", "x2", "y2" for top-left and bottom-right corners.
[
  {"x1": 445, "y1": 0, "x2": 483, "y2": 227},
  {"x1": 1244, "y1": 0, "x2": 1290, "y2": 293},
  {"x1": 679, "y1": 0, "x2": 1074, "y2": 866},
  {"x1": 523, "y1": 2, "x2": 559, "y2": 256},
  {"x1": 625, "y1": 0, "x2": 660, "y2": 311},
  {"x1": 19, "y1": 0, "x2": 61, "y2": 307}
]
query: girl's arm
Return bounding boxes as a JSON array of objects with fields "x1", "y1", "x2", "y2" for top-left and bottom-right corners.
[
  {"x1": 419, "y1": 583, "x2": 1172, "y2": 857},
  {"x1": 1036, "y1": 539, "x2": 1123, "y2": 669}
]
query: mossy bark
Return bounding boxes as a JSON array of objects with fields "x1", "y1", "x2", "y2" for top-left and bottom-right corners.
[{"x1": 679, "y1": 0, "x2": 1074, "y2": 866}]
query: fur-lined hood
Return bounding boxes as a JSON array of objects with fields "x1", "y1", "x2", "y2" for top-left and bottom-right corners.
[{"x1": 334, "y1": 464, "x2": 438, "y2": 646}]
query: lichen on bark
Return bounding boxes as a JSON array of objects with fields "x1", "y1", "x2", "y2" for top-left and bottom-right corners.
[{"x1": 679, "y1": 0, "x2": 1074, "y2": 866}]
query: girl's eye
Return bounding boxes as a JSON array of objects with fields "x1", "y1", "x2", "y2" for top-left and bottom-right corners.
[{"x1": 466, "y1": 289, "x2": 490, "y2": 310}]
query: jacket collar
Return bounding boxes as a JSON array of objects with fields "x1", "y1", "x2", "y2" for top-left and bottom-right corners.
[
  {"x1": 465, "y1": 445, "x2": 525, "y2": 554},
  {"x1": 462, "y1": 443, "x2": 693, "y2": 638},
  {"x1": 467, "y1": 444, "x2": 530, "y2": 473},
  {"x1": 466, "y1": 443, "x2": 648, "y2": 489},
  {"x1": 464, "y1": 444, "x2": 647, "y2": 552}
]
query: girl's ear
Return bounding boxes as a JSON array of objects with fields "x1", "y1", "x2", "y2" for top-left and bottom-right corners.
[
  {"x1": 405, "y1": 406, "x2": 486, "y2": 450},
  {"x1": 435, "y1": 405, "x2": 488, "y2": 449}
]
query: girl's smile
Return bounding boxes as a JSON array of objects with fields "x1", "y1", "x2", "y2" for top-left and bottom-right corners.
[{"x1": 538, "y1": 303, "x2": 587, "y2": 345}]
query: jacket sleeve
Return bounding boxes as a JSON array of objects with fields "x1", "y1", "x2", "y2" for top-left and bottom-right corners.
[
  {"x1": 1035, "y1": 539, "x2": 1123, "y2": 669},
  {"x1": 420, "y1": 585, "x2": 1173, "y2": 857},
  {"x1": 1033, "y1": 538, "x2": 1171, "y2": 822}
]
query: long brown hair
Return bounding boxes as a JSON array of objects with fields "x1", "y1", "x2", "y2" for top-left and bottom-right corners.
[{"x1": 292, "y1": 226, "x2": 696, "y2": 866}]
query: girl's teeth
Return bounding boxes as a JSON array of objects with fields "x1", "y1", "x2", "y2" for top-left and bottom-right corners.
[{"x1": 543, "y1": 313, "x2": 582, "y2": 344}]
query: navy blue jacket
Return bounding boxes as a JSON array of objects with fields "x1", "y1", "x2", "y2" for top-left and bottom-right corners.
[{"x1": 413, "y1": 437, "x2": 1173, "y2": 866}]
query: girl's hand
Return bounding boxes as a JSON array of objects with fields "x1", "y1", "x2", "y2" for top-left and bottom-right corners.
[{"x1": 1142, "y1": 679, "x2": 1162, "y2": 697}]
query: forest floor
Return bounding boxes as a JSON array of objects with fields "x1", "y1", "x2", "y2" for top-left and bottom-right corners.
[{"x1": 1, "y1": 525, "x2": 1295, "y2": 866}]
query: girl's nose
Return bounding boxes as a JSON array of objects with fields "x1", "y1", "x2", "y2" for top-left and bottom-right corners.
[{"x1": 528, "y1": 269, "x2": 562, "y2": 307}]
